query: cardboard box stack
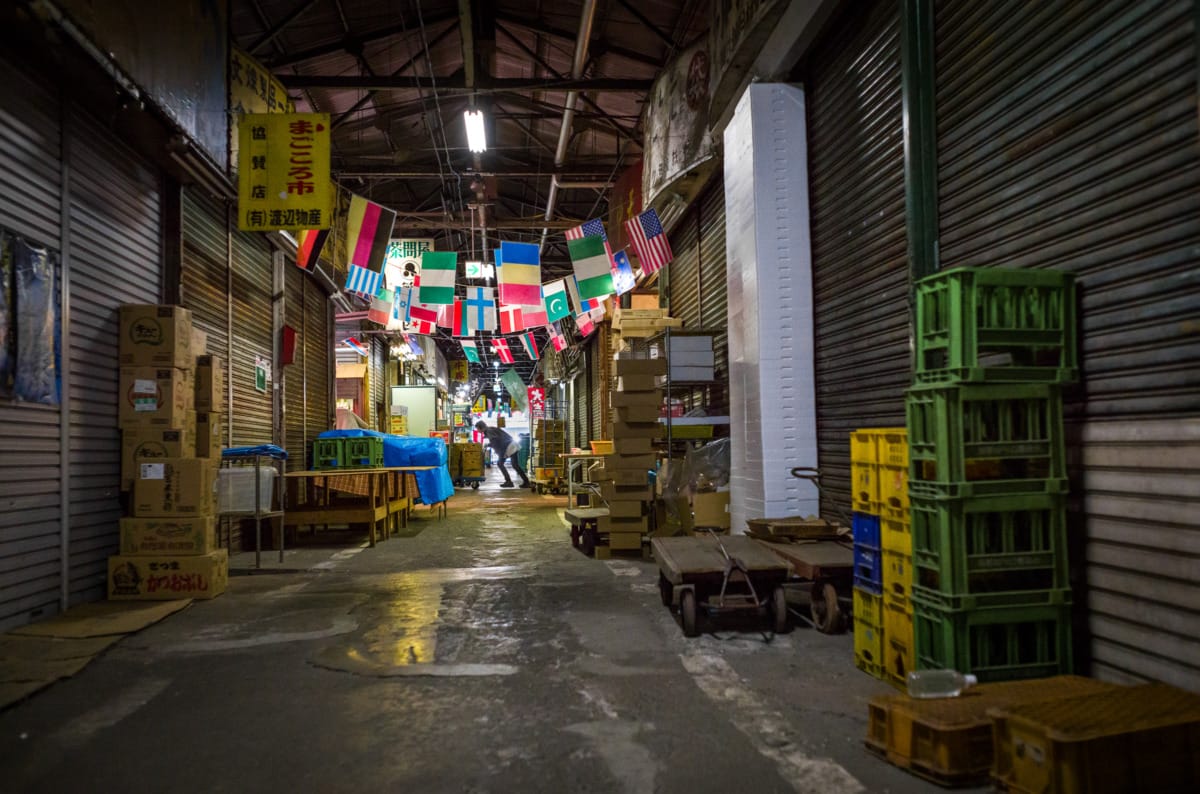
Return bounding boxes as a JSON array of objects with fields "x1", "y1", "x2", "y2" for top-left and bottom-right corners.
[
  {"x1": 110, "y1": 305, "x2": 227, "y2": 601},
  {"x1": 532, "y1": 418, "x2": 565, "y2": 480},
  {"x1": 596, "y1": 355, "x2": 666, "y2": 553},
  {"x1": 449, "y1": 442, "x2": 485, "y2": 481}
]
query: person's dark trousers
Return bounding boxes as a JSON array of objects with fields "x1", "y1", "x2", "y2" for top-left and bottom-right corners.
[{"x1": 497, "y1": 453, "x2": 530, "y2": 487}]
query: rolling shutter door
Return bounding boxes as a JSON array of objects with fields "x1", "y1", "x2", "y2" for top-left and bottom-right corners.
[
  {"x1": 0, "y1": 63, "x2": 63, "y2": 630},
  {"x1": 589, "y1": 330, "x2": 605, "y2": 442},
  {"x1": 699, "y1": 180, "x2": 729, "y2": 415},
  {"x1": 807, "y1": 0, "x2": 909, "y2": 516},
  {"x1": 65, "y1": 109, "x2": 163, "y2": 603},
  {"x1": 230, "y1": 231, "x2": 273, "y2": 446},
  {"x1": 181, "y1": 188, "x2": 231, "y2": 444},
  {"x1": 303, "y1": 277, "x2": 331, "y2": 442},
  {"x1": 667, "y1": 211, "x2": 701, "y2": 330},
  {"x1": 283, "y1": 264, "x2": 305, "y2": 469},
  {"x1": 572, "y1": 372, "x2": 587, "y2": 449},
  {"x1": 934, "y1": 0, "x2": 1200, "y2": 688}
]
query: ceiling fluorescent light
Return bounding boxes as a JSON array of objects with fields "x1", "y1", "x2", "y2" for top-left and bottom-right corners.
[{"x1": 464, "y1": 110, "x2": 487, "y2": 153}]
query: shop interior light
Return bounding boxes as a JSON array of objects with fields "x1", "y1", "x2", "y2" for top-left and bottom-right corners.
[{"x1": 464, "y1": 109, "x2": 487, "y2": 153}]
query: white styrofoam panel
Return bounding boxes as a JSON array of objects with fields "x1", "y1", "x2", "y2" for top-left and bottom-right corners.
[{"x1": 724, "y1": 83, "x2": 818, "y2": 534}]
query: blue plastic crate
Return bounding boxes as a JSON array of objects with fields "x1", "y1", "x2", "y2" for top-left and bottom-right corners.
[
  {"x1": 853, "y1": 512, "x2": 882, "y2": 549},
  {"x1": 854, "y1": 543, "x2": 883, "y2": 593}
]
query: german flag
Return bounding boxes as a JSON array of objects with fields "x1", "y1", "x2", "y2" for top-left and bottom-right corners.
[
  {"x1": 345, "y1": 194, "x2": 396, "y2": 272},
  {"x1": 296, "y1": 228, "x2": 329, "y2": 271}
]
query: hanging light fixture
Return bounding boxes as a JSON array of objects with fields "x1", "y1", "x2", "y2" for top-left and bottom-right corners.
[{"x1": 464, "y1": 109, "x2": 487, "y2": 153}]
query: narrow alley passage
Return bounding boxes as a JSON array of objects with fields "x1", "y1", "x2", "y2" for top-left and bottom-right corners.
[{"x1": 1, "y1": 485, "x2": 962, "y2": 793}]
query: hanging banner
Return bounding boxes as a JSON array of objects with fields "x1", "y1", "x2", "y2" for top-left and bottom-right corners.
[
  {"x1": 643, "y1": 39, "x2": 719, "y2": 209},
  {"x1": 527, "y1": 386, "x2": 546, "y2": 414},
  {"x1": 229, "y1": 45, "x2": 293, "y2": 171},
  {"x1": 450, "y1": 360, "x2": 469, "y2": 382},
  {"x1": 237, "y1": 113, "x2": 333, "y2": 231},
  {"x1": 383, "y1": 238, "x2": 434, "y2": 290}
]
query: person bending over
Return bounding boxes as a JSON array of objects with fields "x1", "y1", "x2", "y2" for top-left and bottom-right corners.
[{"x1": 475, "y1": 420, "x2": 530, "y2": 489}]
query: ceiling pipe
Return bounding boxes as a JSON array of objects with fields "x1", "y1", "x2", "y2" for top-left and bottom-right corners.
[
  {"x1": 539, "y1": 0, "x2": 598, "y2": 251},
  {"x1": 552, "y1": 175, "x2": 613, "y2": 190}
]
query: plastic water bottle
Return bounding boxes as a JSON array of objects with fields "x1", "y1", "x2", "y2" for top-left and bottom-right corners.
[{"x1": 906, "y1": 669, "x2": 978, "y2": 699}]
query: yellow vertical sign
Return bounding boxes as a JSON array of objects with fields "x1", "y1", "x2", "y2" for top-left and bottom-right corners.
[
  {"x1": 450, "y1": 360, "x2": 469, "y2": 382},
  {"x1": 237, "y1": 113, "x2": 333, "y2": 231}
]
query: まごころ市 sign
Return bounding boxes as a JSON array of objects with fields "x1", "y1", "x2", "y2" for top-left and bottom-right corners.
[{"x1": 237, "y1": 113, "x2": 332, "y2": 231}]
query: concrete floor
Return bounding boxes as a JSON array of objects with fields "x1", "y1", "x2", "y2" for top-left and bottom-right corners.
[{"x1": 0, "y1": 481, "x2": 971, "y2": 793}]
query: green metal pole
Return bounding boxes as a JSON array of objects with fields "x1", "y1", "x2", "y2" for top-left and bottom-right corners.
[{"x1": 901, "y1": 0, "x2": 939, "y2": 283}]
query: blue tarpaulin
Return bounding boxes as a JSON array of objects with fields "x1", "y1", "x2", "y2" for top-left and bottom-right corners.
[{"x1": 316, "y1": 430, "x2": 454, "y2": 505}]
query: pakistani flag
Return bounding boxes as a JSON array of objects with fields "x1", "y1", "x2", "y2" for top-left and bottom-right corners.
[
  {"x1": 542, "y1": 279, "x2": 571, "y2": 323},
  {"x1": 418, "y1": 251, "x2": 457, "y2": 305},
  {"x1": 568, "y1": 234, "x2": 615, "y2": 300},
  {"x1": 461, "y1": 340, "x2": 481, "y2": 364}
]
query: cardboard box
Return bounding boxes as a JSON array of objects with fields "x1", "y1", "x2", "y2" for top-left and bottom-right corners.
[
  {"x1": 670, "y1": 365, "x2": 715, "y2": 381},
  {"x1": 612, "y1": 437, "x2": 653, "y2": 455},
  {"x1": 601, "y1": 482, "x2": 653, "y2": 501},
  {"x1": 670, "y1": 350, "x2": 716, "y2": 367},
  {"x1": 605, "y1": 453, "x2": 657, "y2": 471},
  {"x1": 119, "y1": 367, "x2": 194, "y2": 427},
  {"x1": 612, "y1": 421, "x2": 662, "y2": 439},
  {"x1": 191, "y1": 327, "x2": 208, "y2": 356},
  {"x1": 614, "y1": 405, "x2": 661, "y2": 423},
  {"x1": 692, "y1": 491, "x2": 731, "y2": 529},
  {"x1": 616, "y1": 375, "x2": 660, "y2": 392},
  {"x1": 607, "y1": 500, "x2": 644, "y2": 519},
  {"x1": 668, "y1": 334, "x2": 713, "y2": 353},
  {"x1": 615, "y1": 358, "x2": 667, "y2": 376},
  {"x1": 611, "y1": 390, "x2": 662, "y2": 408},
  {"x1": 195, "y1": 412, "x2": 222, "y2": 458},
  {"x1": 107, "y1": 549, "x2": 228, "y2": 600},
  {"x1": 608, "y1": 531, "x2": 643, "y2": 550},
  {"x1": 194, "y1": 355, "x2": 224, "y2": 413},
  {"x1": 121, "y1": 426, "x2": 194, "y2": 492},
  {"x1": 599, "y1": 469, "x2": 650, "y2": 487},
  {"x1": 599, "y1": 515, "x2": 649, "y2": 533},
  {"x1": 132, "y1": 458, "x2": 217, "y2": 517},
  {"x1": 119, "y1": 305, "x2": 193, "y2": 368},
  {"x1": 629, "y1": 292, "x2": 660, "y2": 310},
  {"x1": 119, "y1": 516, "x2": 217, "y2": 556}
]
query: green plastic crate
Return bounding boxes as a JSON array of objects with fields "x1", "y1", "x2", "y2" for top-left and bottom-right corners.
[
  {"x1": 906, "y1": 382, "x2": 1066, "y2": 496},
  {"x1": 912, "y1": 595, "x2": 1073, "y2": 683},
  {"x1": 343, "y1": 436, "x2": 384, "y2": 468},
  {"x1": 312, "y1": 438, "x2": 344, "y2": 470},
  {"x1": 914, "y1": 267, "x2": 1077, "y2": 384},
  {"x1": 911, "y1": 493, "x2": 1069, "y2": 602}
]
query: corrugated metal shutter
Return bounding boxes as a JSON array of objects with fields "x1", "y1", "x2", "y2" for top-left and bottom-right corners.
[
  {"x1": 303, "y1": 277, "x2": 331, "y2": 442},
  {"x1": 180, "y1": 188, "x2": 230, "y2": 442},
  {"x1": 572, "y1": 372, "x2": 586, "y2": 450},
  {"x1": 283, "y1": 264, "x2": 305, "y2": 470},
  {"x1": 807, "y1": 0, "x2": 909, "y2": 516},
  {"x1": 65, "y1": 108, "x2": 163, "y2": 603},
  {"x1": 0, "y1": 62, "x2": 63, "y2": 630},
  {"x1": 230, "y1": 231, "x2": 273, "y2": 446},
  {"x1": 667, "y1": 211, "x2": 701, "y2": 330},
  {"x1": 699, "y1": 180, "x2": 729, "y2": 415},
  {"x1": 934, "y1": 0, "x2": 1200, "y2": 689},
  {"x1": 589, "y1": 331, "x2": 604, "y2": 442},
  {"x1": 368, "y1": 335, "x2": 386, "y2": 431}
]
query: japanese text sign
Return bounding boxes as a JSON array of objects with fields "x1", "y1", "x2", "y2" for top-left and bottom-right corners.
[
  {"x1": 527, "y1": 386, "x2": 546, "y2": 413},
  {"x1": 237, "y1": 113, "x2": 332, "y2": 231}
]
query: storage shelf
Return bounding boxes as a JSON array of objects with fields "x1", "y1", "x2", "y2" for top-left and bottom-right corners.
[{"x1": 659, "y1": 416, "x2": 731, "y2": 425}]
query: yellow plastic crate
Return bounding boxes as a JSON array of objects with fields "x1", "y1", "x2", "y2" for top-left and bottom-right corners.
[
  {"x1": 884, "y1": 597, "x2": 914, "y2": 687},
  {"x1": 854, "y1": 588, "x2": 885, "y2": 678},
  {"x1": 851, "y1": 461, "x2": 880, "y2": 513},
  {"x1": 589, "y1": 440, "x2": 614, "y2": 454},
  {"x1": 882, "y1": 549, "x2": 912, "y2": 604},
  {"x1": 851, "y1": 429, "x2": 884, "y2": 465},
  {"x1": 881, "y1": 514, "x2": 912, "y2": 554}
]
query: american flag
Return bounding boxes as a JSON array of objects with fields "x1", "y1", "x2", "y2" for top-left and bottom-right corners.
[
  {"x1": 491, "y1": 338, "x2": 515, "y2": 364},
  {"x1": 624, "y1": 208, "x2": 673, "y2": 274}
]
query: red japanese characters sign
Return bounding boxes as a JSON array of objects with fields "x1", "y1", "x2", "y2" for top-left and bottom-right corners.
[
  {"x1": 237, "y1": 112, "x2": 332, "y2": 231},
  {"x1": 527, "y1": 386, "x2": 546, "y2": 413}
]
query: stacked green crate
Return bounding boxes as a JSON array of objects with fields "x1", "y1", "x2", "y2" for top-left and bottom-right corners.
[
  {"x1": 311, "y1": 436, "x2": 384, "y2": 470},
  {"x1": 908, "y1": 267, "x2": 1077, "y2": 683}
]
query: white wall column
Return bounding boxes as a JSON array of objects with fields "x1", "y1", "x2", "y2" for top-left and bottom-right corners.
[{"x1": 724, "y1": 84, "x2": 819, "y2": 533}]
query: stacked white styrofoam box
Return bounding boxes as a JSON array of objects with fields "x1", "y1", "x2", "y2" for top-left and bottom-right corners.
[{"x1": 724, "y1": 84, "x2": 819, "y2": 534}]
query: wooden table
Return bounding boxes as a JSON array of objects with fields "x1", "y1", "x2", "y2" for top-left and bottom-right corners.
[{"x1": 283, "y1": 467, "x2": 435, "y2": 547}]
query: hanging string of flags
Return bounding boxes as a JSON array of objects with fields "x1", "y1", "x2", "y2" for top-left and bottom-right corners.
[{"x1": 294, "y1": 194, "x2": 674, "y2": 361}]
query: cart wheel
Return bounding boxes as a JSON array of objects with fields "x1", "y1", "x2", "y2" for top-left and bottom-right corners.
[
  {"x1": 471, "y1": 482, "x2": 479, "y2": 490},
  {"x1": 771, "y1": 586, "x2": 789, "y2": 634},
  {"x1": 659, "y1": 573, "x2": 673, "y2": 607},
  {"x1": 811, "y1": 581, "x2": 844, "y2": 634},
  {"x1": 680, "y1": 589, "x2": 699, "y2": 637}
]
